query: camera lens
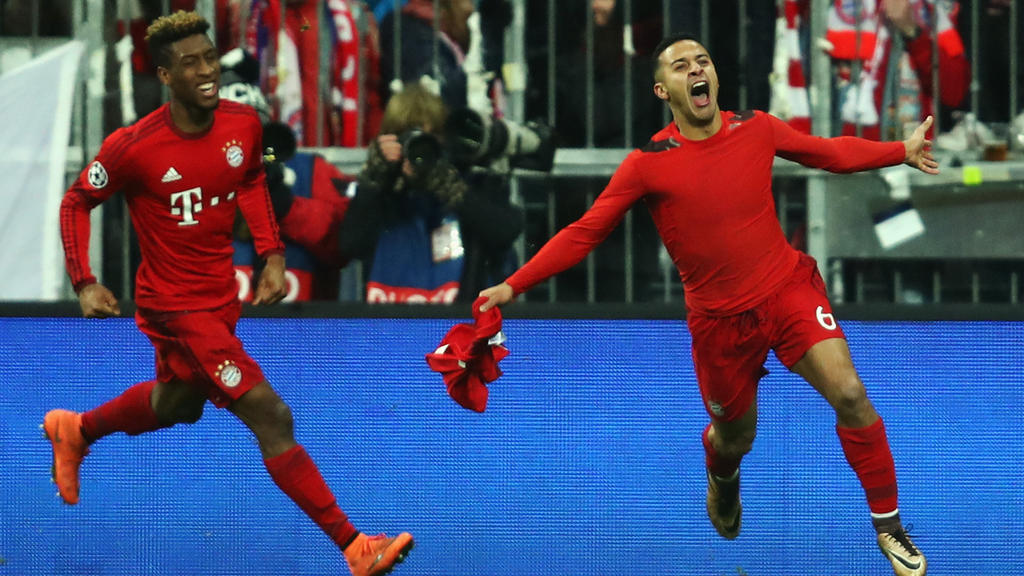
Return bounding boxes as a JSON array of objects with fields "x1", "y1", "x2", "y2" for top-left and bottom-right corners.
[{"x1": 400, "y1": 129, "x2": 442, "y2": 175}]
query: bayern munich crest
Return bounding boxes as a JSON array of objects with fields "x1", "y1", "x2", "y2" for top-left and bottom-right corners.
[
  {"x1": 216, "y1": 360, "x2": 242, "y2": 388},
  {"x1": 223, "y1": 140, "x2": 244, "y2": 168},
  {"x1": 87, "y1": 161, "x2": 108, "y2": 188}
]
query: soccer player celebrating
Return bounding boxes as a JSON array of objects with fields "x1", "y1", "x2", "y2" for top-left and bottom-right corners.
[
  {"x1": 44, "y1": 11, "x2": 413, "y2": 576},
  {"x1": 479, "y1": 34, "x2": 936, "y2": 576}
]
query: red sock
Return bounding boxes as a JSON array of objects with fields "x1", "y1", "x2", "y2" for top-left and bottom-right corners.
[
  {"x1": 836, "y1": 418, "x2": 899, "y2": 515},
  {"x1": 80, "y1": 380, "x2": 165, "y2": 441},
  {"x1": 264, "y1": 445, "x2": 358, "y2": 550},
  {"x1": 702, "y1": 424, "x2": 742, "y2": 478}
]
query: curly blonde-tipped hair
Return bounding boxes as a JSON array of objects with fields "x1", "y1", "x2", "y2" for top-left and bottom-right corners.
[{"x1": 145, "y1": 10, "x2": 211, "y2": 69}]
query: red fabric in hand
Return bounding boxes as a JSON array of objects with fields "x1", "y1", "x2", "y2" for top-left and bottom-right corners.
[{"x1": 425, "y1": 296, "x2": 508, "y2": 412}]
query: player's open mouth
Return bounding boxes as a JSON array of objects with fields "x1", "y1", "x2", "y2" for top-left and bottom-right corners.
[
  {"x1": 691, "y1": 81, "x2": 710, "y2": 108},
  {"x1": 198, "y1": 82, "x2": 217, "y2": 97}
]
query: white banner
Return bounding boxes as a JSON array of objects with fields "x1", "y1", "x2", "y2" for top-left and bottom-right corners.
[{"x1": 0, "y1": 41, "x2": 84, "y2": 300}]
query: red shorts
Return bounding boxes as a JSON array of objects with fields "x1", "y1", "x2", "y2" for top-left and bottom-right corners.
[
  {"x1": 135, "y1": 299, "x2": 266, "y2": 408},
  {"x1": 686, "y1": 253, "x2": 844, "y2": 422}
]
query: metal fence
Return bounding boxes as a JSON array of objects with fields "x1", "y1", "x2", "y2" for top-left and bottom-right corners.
[{"x1": 2, "y1": 0, "x2": 1022, "y2": 305}]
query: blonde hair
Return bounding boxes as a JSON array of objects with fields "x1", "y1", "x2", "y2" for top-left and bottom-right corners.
[
  {"x1": 380, "y1": 83, "x2": 448, "y2": 136},
  {"x1": 145, "y1": 10, "x2": 211, "y2": 68}
]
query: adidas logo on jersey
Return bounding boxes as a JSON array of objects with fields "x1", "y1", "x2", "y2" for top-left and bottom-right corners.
[{"x1": 161, "y1": 167, "x2": 182, "y2": 183}]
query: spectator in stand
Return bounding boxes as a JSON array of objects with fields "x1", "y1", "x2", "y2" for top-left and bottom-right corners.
[
  {"x1": 554, "y1": 0, "x2": 664, "y2": 149},
  {"x1": 219, "y1": 48, "x2": 363, "y2": 301},
  {"x1": 245, "y1": 0, "x2": 383, "y2": 146},
  {"x1": 777, "y1": 0, "x2": 970, "y2": 140},
  {"x1": 0, "y1": 0, "x2": 71, "y2": 36},
  {"x1": 378, "y1": 0, "x2": 538, "y2": 143},
  {"x1": 233, "y1": 120, "x2": 358, "y2": 301},
  {"x1": 379, "y1": 0, "x2": 476, "y2": 110},
  {"x1": 957, "y1": 0, "x2": 1023, "y2": 124}
]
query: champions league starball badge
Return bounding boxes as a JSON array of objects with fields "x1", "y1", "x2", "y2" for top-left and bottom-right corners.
[{"x1": 87, "y1": 161, "x2": 108, "y2": 189}]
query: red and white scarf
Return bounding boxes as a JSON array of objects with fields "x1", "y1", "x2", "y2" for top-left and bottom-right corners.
[
  {"x1": 325, "y1": 0, "x2": 361, "y2": 146},
  {"x1": 246, "y1": 0, "x2": 377, "y2": 146},
  {"x1": 773, "y1": 0, "x2": 963, "y2": 135},
  {"x1": 770, "y1": 0, "x2": 812, "y2": 133}
]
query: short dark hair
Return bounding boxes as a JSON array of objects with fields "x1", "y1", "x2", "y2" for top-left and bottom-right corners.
[
  {"x1": 651, "y1": 33, "x2": 703, "y2": 79},
  {"x1": 145, "y1": 10, "x2": 211, "y2": 69}
]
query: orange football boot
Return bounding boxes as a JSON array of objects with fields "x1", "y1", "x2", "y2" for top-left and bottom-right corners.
[
  {"x1": 43, "y1": 409, "x2": 89, "y2": 505},
  {"x1": 344, "y1": 532, "x2": 414, "y2": 576}
]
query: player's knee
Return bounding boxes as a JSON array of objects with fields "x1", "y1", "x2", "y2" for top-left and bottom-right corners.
[
  {"x1": 153, "y1": 393, "x2": 205, "y2": 424},
  {"x1": 829, "y1": 375, "x2": 869, "y2": 416},
  {"x1": 266, "y1": 398, "x2": 294, "y2": 435},
  {"x1": 175, "y1": 401, "x2": 205, "y2": 424},
  {"x1": 718, "y1": 429, "x2": 756, "y2": 459}
]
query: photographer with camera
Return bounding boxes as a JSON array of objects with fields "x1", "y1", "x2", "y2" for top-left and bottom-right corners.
[
  {"x1": 368, "y1": 0, "x2": 555, "y2": 304},
  {"x1": 358, "y1": 82, "x2": 523, "y2": 303},
  {"x1": 378, "y1": 0, "x2": 555, "y2": 174},
  {"x1": 223, "y1": 28, "x2": 533, "y2": 303}
]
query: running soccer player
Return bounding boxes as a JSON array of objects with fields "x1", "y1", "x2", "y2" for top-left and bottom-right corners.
[
  {"x1": 478, "y1": 33, "x2": 935, "y2": 576},
  {"x1": 44, "y1": 11, "x2": 412, "y2": 576}
]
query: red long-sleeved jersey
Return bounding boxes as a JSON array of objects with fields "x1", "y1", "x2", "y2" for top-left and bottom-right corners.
[
  {"x1": 506, "y1": 110, "x2": 905, "y2": 315},
  {"x1": 61, "y1": 100, "x2": 284, "y2": 311}
]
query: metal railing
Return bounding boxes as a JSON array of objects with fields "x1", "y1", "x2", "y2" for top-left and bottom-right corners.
[{"x1": 3, "y1": 0, "x2": 1022, "y2": 305}]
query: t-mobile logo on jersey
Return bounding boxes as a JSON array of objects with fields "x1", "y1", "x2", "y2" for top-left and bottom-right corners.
[{"x1": 170, "y1": 187, "x2": 203, "y2": 226}]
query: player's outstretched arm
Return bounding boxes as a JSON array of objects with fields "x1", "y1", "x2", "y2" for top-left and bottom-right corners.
[
  {"x1": 478, "y1": 282, "x2": 514, "y2": 312},
  {"x1": 78, "y1": 283, "x2": 121, "y2": 318},
  {"x1": 903, "y1": 115, "x2": 940, "y2": 175}
]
